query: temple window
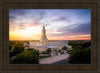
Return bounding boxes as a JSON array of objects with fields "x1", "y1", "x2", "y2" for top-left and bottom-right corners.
[{"x1": 44, "y1": 40, "x2": 46, "y2": 45}]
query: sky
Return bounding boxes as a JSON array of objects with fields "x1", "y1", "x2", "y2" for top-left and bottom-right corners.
[{"x1": 9, "y1": 9, "x2": 91, "y2": 40}]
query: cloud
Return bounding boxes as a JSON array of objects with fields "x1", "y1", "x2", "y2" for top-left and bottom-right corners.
[
  {"x1": 68, "y1": 22, "x2": 91, "y2": 34},
  {"x1": 9, "y1": 21, "x2": 18, "y2": 25},
  {"x1": 9, "y1": 9, "x2": 26, "y2": 16},
  {"x1": 9, "y1": 16, "x2": 16, "y2": 19},
  {"x1": 47, "y1": 21, "x2": 91, "y2": 39},
  {"x1": 57, "y1": 21, "x2": 91, "y2": 34},
  {"x1": 17, "y1": 20, "x2": 40, "y2": 30},
  {"x1": 9, "y1": 16, "x2": 17, "y2": 21},
  {"x1": 9, "y1": 21, "x2": 19, "y2": 31},
  {"x1": 69, "y1": 34, "x2": 90, "y2": 38},
  {"x1": 52, "y1": 16, "x2": 67, "y2": 21},
  {"x1": 9, "y1": 9, "x2": 91, "y2": 40}
]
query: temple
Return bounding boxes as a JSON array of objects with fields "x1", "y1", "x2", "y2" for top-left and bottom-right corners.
[{"x1": 24, "y1": 24, "x2": 71, "y2": 56}]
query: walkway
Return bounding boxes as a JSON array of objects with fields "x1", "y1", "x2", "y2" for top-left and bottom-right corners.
[{"x1": 39, "y1": 54, "x2": 69, "y2": 64}]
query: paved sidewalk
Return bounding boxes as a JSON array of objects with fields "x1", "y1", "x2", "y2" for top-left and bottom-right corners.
[{"x1": 39, "y1": 54, "x2": 69, "y2": 64}]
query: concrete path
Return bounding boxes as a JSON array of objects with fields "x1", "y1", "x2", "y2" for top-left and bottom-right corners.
[{"x1": 39, "y1": 54, "x2": 69, "y2": 64}]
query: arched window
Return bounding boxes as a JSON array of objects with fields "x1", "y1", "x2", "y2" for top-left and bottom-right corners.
[{"x1": 44, "y1": 40, "x2": 46, "y2": 45}]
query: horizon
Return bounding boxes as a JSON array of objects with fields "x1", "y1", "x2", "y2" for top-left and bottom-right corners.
[{"x1": 9, "y1": 9, "x2": 91, "y2": 40}]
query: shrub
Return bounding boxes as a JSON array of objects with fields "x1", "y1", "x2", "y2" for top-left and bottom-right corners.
[
  {"x1": 41, "y1": 51, "x2": 48, "y2": 54},
  {"x1": 62, "y1": 46, "x2": 68, "y2": 50},
  {"x1": 46, "y1": 48, "x2": 52, "y2": 54}
]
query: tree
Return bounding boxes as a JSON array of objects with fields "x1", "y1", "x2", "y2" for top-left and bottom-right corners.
[
  {"x1": 41, "y1": 51, "x2": 48, "y2": 54},
  {"x1": 46, "y1": 48, "x2": 52, "y2": 54},
  {"x1": 10, "y1": 49, "x2": 39, "y2": 64},
  {"x1": 68, "y1": 48, "x2": 91, "y2": 64},
  {"x1": 9, "y1": 45, "x2": 24, "y2": 57},
  {"x1": 9, "y1": 41, "x2": 16, "y2": 46},
  {"x1": 68, "y1": 40, "x2": 91, "y2": 49},
  {"x1": 81, "y1": 41, "x2": 91, "y2": 48},
  {"x1": 62, "y1": 46, "x2": 68, "y2": 50},
  {"x1": 68, "y1": 41, "x2": 82, "y2": 48},
  {"x1": 9, "y1": 44, "x2": 12, "y2": 50},
  {"x1": 26, "y1": 48, "x2": 34, "y2": 51},
  {"x1": 73, "y1": 45, "x2": 83, "y2": 49}
]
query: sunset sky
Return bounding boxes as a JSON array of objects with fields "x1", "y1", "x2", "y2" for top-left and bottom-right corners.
[{"x1": 9, "y1": 9, "x2": 91, "y2": 40}]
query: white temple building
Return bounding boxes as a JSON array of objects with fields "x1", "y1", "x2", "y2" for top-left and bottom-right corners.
[{"x1": 24, "y1": 24, "x2": 72, "y2": 54}]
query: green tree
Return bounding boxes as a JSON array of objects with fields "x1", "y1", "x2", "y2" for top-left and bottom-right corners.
[
  {"x1": 10, "y1": 49, "x2": 39, "y2": 64},
  {"x1": 68, "y1": 40, "x2": 91, "y2": 49},
  {"x1": 46, "y1": 48, "x2": 52, "y2": 54},
  {"x1": 41, "y1": 51, "x2": 48, "y2": 54},
  {"x1": 81, "y1": 41, "x2": 91, "y2": 48},
  {"x1": 9, "y1": 44, "x2": 12, "y2": 50},
  {"x1": 9, "y1": 45, "x2": 24, "y2": 57},
  {"x1": 9, "y1": 41, "x2": 16, "y2": 46},
  {"x1": 68, "y1": 41, "x2": 82, "y2": 48},
  {"x1": 73, "y1": 45, "x2": 83, "y2": 49},
  {"x1": 26, "y1": 48, "x2": 34, "y2": 51},
  {"x1": 62, "y1": 46, "x2": 68, "y2": 50},
  {"x1": 68, "y1": 48, "x2": 91, "y2": 64}
]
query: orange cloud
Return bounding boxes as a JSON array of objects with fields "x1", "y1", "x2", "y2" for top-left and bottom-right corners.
[{"x1": 69, "y1": 34, "x2": 90, "y2": 38}]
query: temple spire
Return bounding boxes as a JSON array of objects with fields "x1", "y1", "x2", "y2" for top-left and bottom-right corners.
[{"x1": 40, "y1": 24, "x2": 48, "y2": 45}]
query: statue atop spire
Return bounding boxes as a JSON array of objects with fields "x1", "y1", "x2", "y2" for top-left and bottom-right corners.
[{"x1": 43, "y1": 24, "x2": 45, "y2": 27}]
